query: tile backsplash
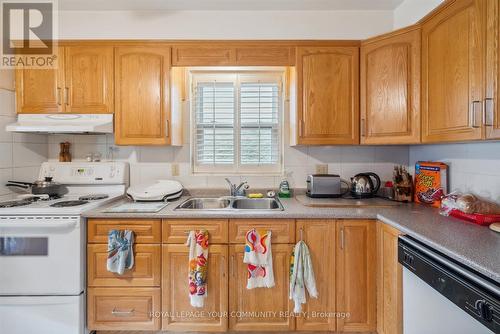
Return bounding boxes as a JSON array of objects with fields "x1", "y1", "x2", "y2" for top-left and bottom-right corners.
[{"x1": 0, "y1": 88, "x2": 48, "y2": 200}]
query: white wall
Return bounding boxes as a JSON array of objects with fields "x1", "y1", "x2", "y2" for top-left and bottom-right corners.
[
  {"x1": 0, "y1": 73, "x2": 48, "y2": 200},
  {"x1": 393, "y1": 0, "x2": 444, "y2": 29},
  {"x1": 58, "y1": 10, "x2": 394, "y2": 40}
]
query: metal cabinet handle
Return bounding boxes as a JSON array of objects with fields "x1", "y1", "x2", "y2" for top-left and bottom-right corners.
[
  {"x1": 65, "y1": 87, "x2": 69, "y2": 105},
  {"x1": 470, "y1": 101, "x2": 482, "y2": 128},
  {"x1": 298, "y1": 120, "x2": 304, "y2": 137},
  {"x1": 484, "y1": 98, "x2": 494, "y2": 127},
  {"x1": 111, "y1": 308, "x2": 135, "y2": 317},
  {"x1": 221, "y1": 256, "x2": 226, "y2": 278},
  {"x1": 340, "y1": 228, "x2": 345, "y2": 250},
  {"x1": 230, "y1": 255, "x2": 235, "y2": 277},
  {"x1": 166, "y1": 119, "x2": 170, "y2": 138},
  {"x1": 361, "y1": 119, "x2": 366, "y2": 137},
  {"x1": 57, "y1": 88, "x2": 62, "y2": 105}
]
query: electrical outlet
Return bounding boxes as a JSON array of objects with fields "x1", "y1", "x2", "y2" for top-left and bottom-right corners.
[
  {"x1": 316, "y1": 164, "x2": 328, "y2": 174},
  {"x1": 171, "y1": 163, "x2": 179, "y2": 176}
]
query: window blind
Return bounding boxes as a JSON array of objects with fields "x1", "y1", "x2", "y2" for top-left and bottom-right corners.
[{"x1": 192, "y1": 71, "x2": 283, "y2": 174}]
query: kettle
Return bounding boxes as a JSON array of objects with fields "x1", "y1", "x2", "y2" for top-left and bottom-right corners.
[{"x1": 350, "y1": 172, "x2": 381, "y2": 198}]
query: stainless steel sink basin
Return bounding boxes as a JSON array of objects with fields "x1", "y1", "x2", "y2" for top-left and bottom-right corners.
[
  {"x1": 231, "y1": 198, "x2": 283, "y2": 210},
  {"x1": 175, "y1": 197, "x2": 284, "y2": 211}
]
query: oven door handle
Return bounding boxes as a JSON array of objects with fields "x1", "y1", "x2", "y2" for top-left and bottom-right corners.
[{"x1": 0, "y1": 220, "x2": 78, "y2": 229}]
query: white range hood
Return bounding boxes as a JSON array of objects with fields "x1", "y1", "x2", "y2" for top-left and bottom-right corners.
[{"x1": 5, "y1": 114, "x2": 114, "y2": 134}]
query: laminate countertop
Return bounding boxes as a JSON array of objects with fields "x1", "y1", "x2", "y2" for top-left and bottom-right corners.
[{"x1": 83, "y1": 196, "x2": 500, "y2": 284}]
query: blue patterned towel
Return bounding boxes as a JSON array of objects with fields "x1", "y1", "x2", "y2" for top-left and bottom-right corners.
[{"x1": 107, "y1": 230, "x2": 134, "y2": 275}]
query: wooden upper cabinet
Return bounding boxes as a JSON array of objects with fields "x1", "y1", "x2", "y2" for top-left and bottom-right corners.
[
  {"x1": 64, "y1": 46, "x2": 113, "y2": 114},
  {"x1": 162, "y1": 244, "x2": 228, "y2": 332},
  {"x1": 295, "y1": 220, "x2": 336, "y2": 331},
  {"x1": 15, "y1": 47, "x2": 64, "y2": 114},
  {"x1": 361, "y1": 26, "x2": 421, "y2": 145},
  {"x1": 376, "y1": 222, "x2": 403, "y2": 334},
  {"x1": 486, "y1": 0, "x2": 500, "y2": 139},
  {"x1": 172, "y1": 45, "x2": 234, "y2": 66},
  {"x1": 336, "y1": 220, "x2": 376, "y2": 333},
  {"x1": 114, "y1": 46, "x2": 171, "y2": 145},
  {"x1": 229, "y1": 244, "x2": 295, "y2": 331},
  {"x1": 235, "y1": 46, "x2": 295, "y2": 66},
  {"x1": 295, "y1": 46, "x2": 359, "y2": 145},
  {"x1": 421, "y1": 0, "x2": 485, "y2": 142}
]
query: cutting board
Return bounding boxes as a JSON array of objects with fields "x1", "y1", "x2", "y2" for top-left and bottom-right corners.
[
  {"x1": 105, "y1": 201, "x2": 168, "y2": 213},
  {"x1": 295, "y1": 195, "x2": 402, "y2": 208}
]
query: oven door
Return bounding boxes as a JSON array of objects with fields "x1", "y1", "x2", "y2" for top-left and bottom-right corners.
[{"x1": 0, "y1": 216, "x2": 84, "y2": 295}]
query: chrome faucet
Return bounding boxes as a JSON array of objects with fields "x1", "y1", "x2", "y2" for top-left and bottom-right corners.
[{"x1": 225, "y1": 178, "x2": 249, "y2": 197}]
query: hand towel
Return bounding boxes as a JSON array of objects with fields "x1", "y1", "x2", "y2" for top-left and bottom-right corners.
[
  {"x1": 107, "y1": 230, "x2": 134, "y2": 275},
  {"x1": 244, "y1": 229, "x2": 275, "y2": 289},
  {"x1": 186, "y1": 230, "x2": 209, "y2": 308},
  {"x1": 289, "y1": 240, "x2": 318, "y2": 313}
]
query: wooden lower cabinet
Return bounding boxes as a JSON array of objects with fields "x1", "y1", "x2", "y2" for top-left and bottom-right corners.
[
  {"x1": 376, "y1": 222, "x2": 403, "y2": 334},
  {"x1": 336, "y1": 220, "x2": 377, "y2": 332},
  {"x1": 295, "y1": 220, "x2": 336, "y2": 331},
  {"x1": 88, "y1": 287, "x2": 161, "y2": 331},
  {"x1": 228, "y1": 244, "x2": 295, "y2": 331},
  {"x1": 162, "y1": 244, "x2": 228, "y2": 332}
]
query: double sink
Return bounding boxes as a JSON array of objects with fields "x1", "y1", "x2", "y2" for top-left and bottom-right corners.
[{"x1": 175, "y1": 196, "x2": 284, "y2": 211}]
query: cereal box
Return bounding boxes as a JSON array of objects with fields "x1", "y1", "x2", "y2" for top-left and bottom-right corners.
[{"x1": 414, "y1": 161, "x2": 448, "y2": 207}]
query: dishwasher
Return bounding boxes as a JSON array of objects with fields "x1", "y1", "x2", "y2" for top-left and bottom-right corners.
[{"x1": 398, "y1": 235, "x2": 499, "y2": 334}]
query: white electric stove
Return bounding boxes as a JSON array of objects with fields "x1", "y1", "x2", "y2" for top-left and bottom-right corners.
[{"x1": 0, "y1": 161, "x2": 129, "y2": 334}]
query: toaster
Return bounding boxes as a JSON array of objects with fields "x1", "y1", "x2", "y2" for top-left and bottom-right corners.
[{"x1": 306, "y1": 174, "x2": 343, "y2": 198}]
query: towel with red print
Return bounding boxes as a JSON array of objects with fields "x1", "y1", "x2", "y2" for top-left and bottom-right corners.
[
  {"x1": 244, "y1": 229, "x2": 275, "y2": 289},
  {"x1": 186, "y1": 230, "x2": 209, "y2": 307}
]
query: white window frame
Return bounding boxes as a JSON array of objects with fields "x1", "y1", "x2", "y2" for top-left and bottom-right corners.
[{"x1": 189, "y1": 68, "x2": 285, "y2": 175}]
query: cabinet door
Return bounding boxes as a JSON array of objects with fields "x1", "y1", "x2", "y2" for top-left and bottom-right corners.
[
  {"x1": 422, "y1": 0, "x2": 485, "y2": 142},
  {"x1": 361, "y1": 26, "x2": 421, "y2": 144},
  {"x1": 64, "y1": 46, "x2": 113, "y2": 114},
  {"x1": 115, "y1": 46, "x2": 171, "y2": 145},
  {"x1": 15, "y1": 48, "x2": 64, "y2": 113},
  {"x1": 162, "y1": 244, "x2": 228, "y2": 332},
  {"x1": 486, "y1": 0, "x2": 500, "y2": 139},
  {"x1": 336, "y1": 220, "x2": 376, "y2": 332},
  {"x1": 376, "y1": 222, "x2": 403, "y2": 334},
  {"x1": 172, "y1": 46, "x2": 234, "y2": 66},
  {"x1": 296, "y1": 47, "x2": 359, "y2": 145},
  {"x1": 295, "y1": 220, "x2": 336, "y2": 331},
  {"x1": 228, "y1": 244, "x2": 294, "y2": 331}
]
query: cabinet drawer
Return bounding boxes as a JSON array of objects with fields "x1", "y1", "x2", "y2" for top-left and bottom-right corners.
[
  {"x1": 87, "y1": 287, "x2": 161, "y2": 331},
  {"x1": 88, "y1": 219, "x2": 161, "y2": 243},
  {"x1": 162, "y1": 219, "x2": 228, "y2": 244},
  {"x1": 87, "y1": 244, "x2": 161, "y2": 287},
  {"x1": 229, "y1": 219, "x2": 295, "y2": 244}
]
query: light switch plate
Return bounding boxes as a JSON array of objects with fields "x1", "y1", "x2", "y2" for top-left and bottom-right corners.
[
  {"x1": 171, "y1": 163, "x2": 179, "y2": 176},
  {"x1": 315, "y1": 164, "x2": 328, "y2": 174}
]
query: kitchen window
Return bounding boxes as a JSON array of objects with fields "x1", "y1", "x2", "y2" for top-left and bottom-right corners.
[{"x1": 191, "y1": 70, "x2": 284, "y2": 174}]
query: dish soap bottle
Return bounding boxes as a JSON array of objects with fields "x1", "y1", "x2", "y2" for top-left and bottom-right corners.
[{"x1": 278, "y1": 179, "x2": 291, "y2": 198}]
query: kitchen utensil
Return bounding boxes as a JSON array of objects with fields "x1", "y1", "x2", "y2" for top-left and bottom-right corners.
[
  {"x1": 306, "y1": 174, "x2": 349, "y2": 198},
  {"x1": 350, "y1": 172, "x2": 381, "y2": 198},
  {"x1": 392, "y1": 165, "x2": 413, "y2": 202},
  {"x1": 6, "y1": 177, "x2": 65, "y2": 197},
  {"x1": 59, "y1": 142, "x2": 71, "y2": 162}
]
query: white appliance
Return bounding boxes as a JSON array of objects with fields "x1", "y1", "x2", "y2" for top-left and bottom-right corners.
[
  {"x1": 0, "y1": 162, "x2": 129, "y2": 334},
  {"x1": 5, "y1": 114, "x2": 113, "y2": 134},
  {"x1": 399, "y1": 236, "x2": 499, "y2": 334},
  {"x1": 126, "y1": 179, "x2": 183, "y2": 202}
]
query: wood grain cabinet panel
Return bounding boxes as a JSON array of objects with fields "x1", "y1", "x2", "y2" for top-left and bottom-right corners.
[
  {"x1": 376, "y1": 222, "x2": 403, "y2": 334},
  {"x1": 336, "y1": 220, "x2": 376, "y2": 332},
  {"x1": 235, "y1": 46, "x2": 295, "y2": 66},
  {"x1": 162, "y1": 244, "x2": 228, "y2": 332},
  {"x1": 87, "y1": 219, "x2": 162, "y2": 244},
  {"x1": 361, "y1": 26, "x2": 421, "y2": 144},
  {"x1": 486, "y1": 0, "x2": 500, "y2": 139},
  {"x1": 15, "y1": 47, "x2": 64, "y2": 114},
  {"x1": 87, "y1": 244, "x2": 161, "y2": 287},
  {"x1": 87, "y1": 287, "x2": 161, "y2": 331},
  {"x1": 114, "y1": 46, "x2": 171, "y2": 145},
  {"x1": 64, "y1": 46, "x2": 114, "y2": 113},
  {"x1": 295, "y1": 46, "x2": 359, "y2": 145},
  {"x1": 422, "y1": 0, "x2": 485, "y2": 142},
  {"x1": 162, "y1": 219, "x2": 228, "y2": 244},
  {"x1": 228, "y1": 219, "x2": 295, "y2": 244},
  {"x1": 228, "y1": 244, "x2": 295, "y2": 331},
  {"x1": 295, "y1": 220, "x2": 336, "y2": 331},
  {"x1": 172, "y1": 46, "x2": 234, "y2": 66}
]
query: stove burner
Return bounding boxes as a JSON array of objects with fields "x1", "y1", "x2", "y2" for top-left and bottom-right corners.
[
  {"x1": 50, "y1": 200, "x2": 89, "y2": 207},
  {"x1": 78, "y1": 194, "x2": 109, "y2": 201},
  {"x1": 0, "y1": 200, "x2": 33, "y2": 208}
]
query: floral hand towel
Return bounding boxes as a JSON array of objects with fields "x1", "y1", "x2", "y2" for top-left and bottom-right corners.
[
  {"x1": 107, "y1": 230, "x2": 134, "y2": 275},
  {"x1": 186, "y1": 230, "x2": 209, "y2": 307},
  {"x1": 244, "y1": 229, "x2": 275, "y2": 289}
]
